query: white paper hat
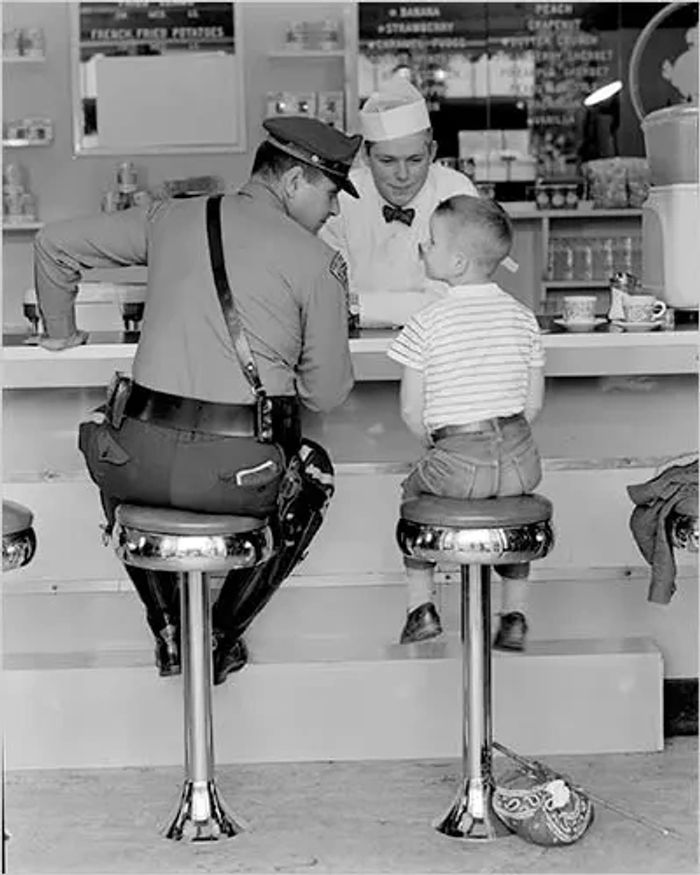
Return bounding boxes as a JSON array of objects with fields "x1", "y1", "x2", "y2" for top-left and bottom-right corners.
[{"x1": 360, "y1": 76, "x2": 431, "y2": 142}]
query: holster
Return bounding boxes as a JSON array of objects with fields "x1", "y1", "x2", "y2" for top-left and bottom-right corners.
[{"x1": 105, "y1": 372, "x2": 133, "y2": 429}]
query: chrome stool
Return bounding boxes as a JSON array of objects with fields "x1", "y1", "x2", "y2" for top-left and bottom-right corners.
[
  {"x1": 397, "y1": 493, "x2": 554, "y2": 841},
  {"x1": 114, "y1": 505, "x2": 274, "y2": 842},
  {"x1": 2, "y1": 500, "x2": 37, "y2": 572},
  {"x1": 3, "y1": 500, "x2": 38, "y2": 866}
]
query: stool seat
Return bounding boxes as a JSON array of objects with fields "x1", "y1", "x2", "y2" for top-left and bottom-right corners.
[
  {"x1": 669, "y1": 510, "x2": 699, "y2": 553},
  {"x1": 398, "y1": 494, "x2": 554, "y2": 567},
  {"x1": 114, "y1": 504, "x2": 274, "y2": 574},
  {"x1": 3, "y1": 500, "x2": 37, "y2": 571},
  {"x1": 3, "y1": 499, "x2": 34, "y2": 537},
  {"x1": 400, "y1": 493, "x2": 552, "y2": 528},
  {"x1": 115, "y1": 504, "x2": 268, "y2": 537}
]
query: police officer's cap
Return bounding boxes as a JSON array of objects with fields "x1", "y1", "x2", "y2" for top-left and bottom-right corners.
[{"x1": 263, "y1": 116, "x2": 362, "y2": 199}]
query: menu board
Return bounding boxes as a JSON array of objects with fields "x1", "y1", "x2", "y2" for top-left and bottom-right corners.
[
  {"x1": 358, "y1": 3, "x2": 617, "y2": 177},
  {"x1": 78, "y1": 2, "x2": 235, "y2": 60},
  {"x1": 74, "y1": 2, "x2": 244, "y2": 154},
  {"x1": 513, "y1": 3, "x2": 613, "y2": 173},
  {"x1": 358, "y1": 4, "x2": 519, "y2": 104},
  {"x1": 504, "y1": 4, "x2": 612, "y2": 128}
]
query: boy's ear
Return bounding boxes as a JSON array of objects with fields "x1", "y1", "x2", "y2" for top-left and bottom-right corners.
[{"x1": 452, "y1": 249, "x2": 468, "y2": 276}]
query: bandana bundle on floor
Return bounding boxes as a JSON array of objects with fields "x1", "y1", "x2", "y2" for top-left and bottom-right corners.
[{"x1": 493, "y1": 767, "x2": 595, "y2": 846}]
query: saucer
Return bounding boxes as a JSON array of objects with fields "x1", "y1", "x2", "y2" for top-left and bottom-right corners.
[
  {"x1": 553, "y1": 317, "x2": 606, "y2": 333},
  {"x1": 612, "y1": 319, "x2": 663, "y2": 333}
]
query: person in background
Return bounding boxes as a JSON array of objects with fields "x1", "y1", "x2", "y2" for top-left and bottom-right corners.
[
  {"x1": 33, "y1": 117, "x2": 362, "y2": 684},
  {"x1": 387, "y1": 195, "x2": 545, "y2": 649},
  {"x1": 320, "y1": 75, "x2": 479, "y2": 305}
]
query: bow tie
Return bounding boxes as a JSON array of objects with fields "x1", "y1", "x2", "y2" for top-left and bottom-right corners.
[{"x1": 382, "y1": 204, "x2": 416, "y2": 227}]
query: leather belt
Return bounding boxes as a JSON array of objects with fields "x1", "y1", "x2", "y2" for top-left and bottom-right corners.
[
  {"x1": 431, "y1": 414, "x2": 522, "y2": 443},
  {"x1": 124, "y1": 382, "x2": 299, "y2": 442}
]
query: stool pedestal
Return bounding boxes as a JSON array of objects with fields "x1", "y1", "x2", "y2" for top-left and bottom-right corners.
[
  {"x1": 164, "y1": 570, "x2": 244, "y2": 841},
  {"x1": 434, "y1": 565, "x2": 510, "y2": 840}
]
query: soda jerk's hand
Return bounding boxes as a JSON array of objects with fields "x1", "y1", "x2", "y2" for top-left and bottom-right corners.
[{"x1": 39, "y1": 329, "x2": 89, "y2": 351}]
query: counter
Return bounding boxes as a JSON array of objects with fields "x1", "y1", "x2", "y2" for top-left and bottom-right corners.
[
  {"x1": 3, "y1": 322, "x2": 698, "y2": 389},
  {"x1": 3, "y1": 318, "x2": 698, "y2": 686}
]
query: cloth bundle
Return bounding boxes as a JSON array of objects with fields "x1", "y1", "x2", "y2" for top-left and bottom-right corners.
[
  {"x1": 627, "y1": 458, "x2": 698, "y2": 604},
  {"x1": 493, "y1": 769, "x2": 595, "y2": 846}
]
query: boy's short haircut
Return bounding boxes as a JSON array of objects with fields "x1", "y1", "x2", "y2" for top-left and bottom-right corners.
[{"x1": 435, "y1": 195, "x2": 513, "y2": 276}]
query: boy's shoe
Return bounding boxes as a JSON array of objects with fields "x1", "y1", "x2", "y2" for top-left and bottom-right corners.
[
  {"x1": 493, "y1": 612, "x2": 528, "y2": 652},
  {"x1": 400, "y1": 602, "x2": 443, "y2": 644}
]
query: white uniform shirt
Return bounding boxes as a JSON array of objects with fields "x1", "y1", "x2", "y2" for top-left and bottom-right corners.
[{"x1": 320, "y1": 163, "x2": 478, "y2": 296}]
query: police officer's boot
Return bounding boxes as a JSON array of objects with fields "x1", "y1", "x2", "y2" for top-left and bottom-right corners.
[
  {"x1": 211, "y1": 564, "x2": 268, "y2": 686},
  {"x1": 212, "y1": 631, "x2": 248, "y2": 686},
  {"x1": 125, "y1": 566, "x2": 181, "y2": 677}
]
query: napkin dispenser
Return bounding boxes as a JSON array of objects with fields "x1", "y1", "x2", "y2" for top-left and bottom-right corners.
[{"x1": 608, "y1": 271, "x2": 641, "y2": 321}]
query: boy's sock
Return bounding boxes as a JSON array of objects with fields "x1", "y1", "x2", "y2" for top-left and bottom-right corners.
[
  {"x1": 405, "y1": 563, "x2": 434, "y2": 611},
  {"x1": 501, "y1": 577, "x2": 529, "y2": 616}
]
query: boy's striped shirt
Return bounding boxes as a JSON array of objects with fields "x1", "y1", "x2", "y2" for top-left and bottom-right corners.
[{"x1": 387, "y1": 283, "x2": 544, "y2": 431}]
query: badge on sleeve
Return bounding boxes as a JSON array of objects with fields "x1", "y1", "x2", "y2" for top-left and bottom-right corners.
[{"x1": 329, "y1": 251, "x2": 348, "y2": 289}]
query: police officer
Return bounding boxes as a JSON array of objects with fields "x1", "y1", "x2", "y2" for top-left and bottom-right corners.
[
  {"x1": 34, "y1": 116, "x2": 362, "y2": 685},
  {"x1": 320, "y1": 76, "x2": 479, "y2": 304}
]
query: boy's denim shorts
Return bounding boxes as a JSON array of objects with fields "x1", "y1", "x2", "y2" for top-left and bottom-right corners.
[{"x1": 401, "y1": 413, "x2": 542, "y2": 579}]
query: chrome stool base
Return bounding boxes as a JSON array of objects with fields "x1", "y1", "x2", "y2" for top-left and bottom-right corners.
[
  {"x1": 435, "y1": 778, "x2": 511, "y2": 840},
  {"x1": 164, "y1": 780, "x2": 245, "y2": 842}
]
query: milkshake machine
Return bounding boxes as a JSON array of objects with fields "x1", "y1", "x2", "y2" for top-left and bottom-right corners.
[{"x1": 629, "y1": 2, "x2": 699, "y2": 319}]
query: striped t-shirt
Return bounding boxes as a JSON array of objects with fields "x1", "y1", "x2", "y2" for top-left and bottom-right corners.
[{"x1": 387, "y1": 283, "x2": 545, "y2": 431}]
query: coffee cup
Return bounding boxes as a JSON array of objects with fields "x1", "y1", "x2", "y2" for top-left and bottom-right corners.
[
  {"x1": 562, "y1": 295, "x2": 597, "y2": 324},
  {"x1": 622, "y1": 295, "x2": 667, "y2": 323}
]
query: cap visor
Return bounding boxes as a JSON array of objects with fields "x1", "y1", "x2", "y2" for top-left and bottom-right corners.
[{"x1": 340, "y1": 177, "x2": 360, "y2": 199}]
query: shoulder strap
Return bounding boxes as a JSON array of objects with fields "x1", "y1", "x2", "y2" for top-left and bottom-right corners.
[{"x1": 205, "y1": 194, "x2": 266, "y2": 399}]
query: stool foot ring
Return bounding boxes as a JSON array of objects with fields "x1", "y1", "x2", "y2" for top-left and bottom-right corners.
[
  {"x1": 164, "y1": 780, "x2": 245, "y2": 842},
  {"x1": 435, "y1": 777, "x2": 512, "y2": 841}
]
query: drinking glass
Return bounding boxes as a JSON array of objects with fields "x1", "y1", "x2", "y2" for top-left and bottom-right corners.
[
  {"x1": 560, "y1": 239, "x2": 574, "y2": 281},
  {"x1": 573, "y1": 239, "x2": 593, "y2": 281},
  {"x1": 550, "y1": 238, "x2": 573, "y2": 280}
]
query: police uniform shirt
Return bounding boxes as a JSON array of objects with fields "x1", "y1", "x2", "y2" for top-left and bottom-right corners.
[
  {"x1": 34, "y1": 181, "x2": 353, "y2": 411},
  {"x1": 320, "y1": 163, "x2": 478, "y2": 296}
]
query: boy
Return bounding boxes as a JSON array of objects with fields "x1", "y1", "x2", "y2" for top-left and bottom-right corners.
[{"x1": 387, "y1": 195, "x2": 545, "y2": 651}]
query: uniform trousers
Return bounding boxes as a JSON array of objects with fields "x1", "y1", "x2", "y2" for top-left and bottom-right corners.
[{"x1": 78, "y1": 416, "x2": 334, "y2": 640}]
